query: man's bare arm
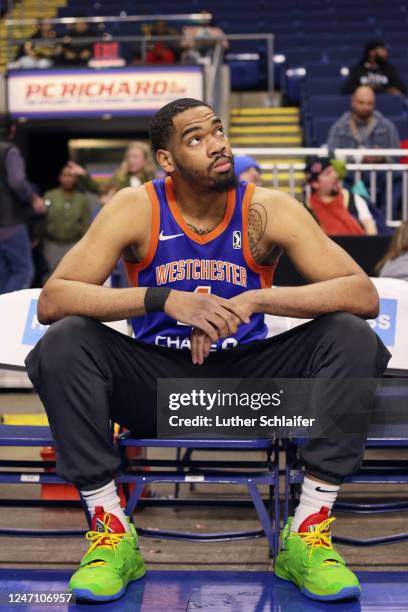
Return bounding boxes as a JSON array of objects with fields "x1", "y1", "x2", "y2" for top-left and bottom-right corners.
[
  {"x1": 239, "y1": 188, "x2": 379, "y2": 320},
  {"x1": 38, "y1": 187, "x2": 151, "y2": 324}
]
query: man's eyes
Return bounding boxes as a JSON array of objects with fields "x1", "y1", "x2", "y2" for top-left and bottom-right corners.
[{"x1": 188, "y1": 127, "x2": 224, "y2": 145}]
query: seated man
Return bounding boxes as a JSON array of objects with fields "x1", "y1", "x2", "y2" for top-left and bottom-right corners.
[
  {"x1": 305, "y1": 157, "x2": 377, "y2": 235},
  {"x1": 328, "y1": 86, "x2": 401, "y2": 154},
  {"x1": 328, "y1": 85, "x2": 401, "y2": 214},
  {"x1": 25, "y1": 98, "x2": 390, "y2": 603},
  {"x1": 342, "y1": 40, "x2": 407, "y2": 96}
]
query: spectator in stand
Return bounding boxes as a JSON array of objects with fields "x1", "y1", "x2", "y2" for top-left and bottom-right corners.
[
  {"x1": 375, "y1": 222, "x2": 408, "y2": 281},
  {"x1": 61, "y1": 15, "x2": 93, "y2": 67},
  {"x1": 0, "y1": 118, "x2": 47, "y2": 294},
  {"x1": 181, "y1": 9, "x2": 228, "y2": 64},
  {"x1": 67, "y1": 141, "x2": 157, "y2": 198},
  {"x1": 144, "y1": 20, "x2": 180, "y2": 64},
  {"x1": 342, "y1": 41, "x2": 406, "y2": 96},
  {"x1": 305, "y1": 157, "x2": 377, "y2": 236},
  {"x1": 42, "y1": 166, "x2": 91, "y2": 277},
  {"x1": 234, "y1": 155, "x2": 262, "y2": 185},
  {"x1": 328, "y1": 86, "x2": 401, "y2": 155},
  {"x1": 15, "y1": 19, "x2": 62, "y2": 69},
  {"x1": 328, "y1": 86, "x2": 401, "y2": 214}
]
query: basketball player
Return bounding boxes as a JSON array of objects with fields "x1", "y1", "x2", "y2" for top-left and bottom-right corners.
[{"x1": 25, "y1": 98, "x2": 390, "y2": 603}]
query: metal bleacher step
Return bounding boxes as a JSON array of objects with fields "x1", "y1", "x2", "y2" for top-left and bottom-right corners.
[
  {"x1": 230, "y1": 105, "x2": 305, "y2": 196},
  {"x1": 0, "y1": 0, "x2": 66, "y2": 71},
  {"x1": 230, "y1": 135, "x2": 302, "y2": 145}
]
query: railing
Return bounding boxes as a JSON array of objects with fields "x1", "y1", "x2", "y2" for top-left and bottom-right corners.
[{"x1": 232, "y1": 147, "x2": 408, "y2": 226}]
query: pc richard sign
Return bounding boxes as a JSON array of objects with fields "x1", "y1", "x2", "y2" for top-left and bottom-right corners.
[{"x1": 7, "y1": 66, "x2": 203, "y2": 118}]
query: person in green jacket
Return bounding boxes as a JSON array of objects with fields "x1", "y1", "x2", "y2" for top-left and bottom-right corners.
[
  {"x1": 67, "y1": 140, "x2": 157, "y2": 201},
  {"x1": 43, "y1": 166, "x2": 91, "y2": 277}
]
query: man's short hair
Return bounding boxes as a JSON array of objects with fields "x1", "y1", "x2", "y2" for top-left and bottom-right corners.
[{"x1": 149, "y1": 98, "x2": 212, "y2": 153}]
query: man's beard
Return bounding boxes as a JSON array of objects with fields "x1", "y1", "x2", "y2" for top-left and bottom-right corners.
[
  {"x1": 329, "y1": 187, "x2": 340, "y2": 196},
  {"x1": 174, "y1": 156, "x2": 238, "y2": 193}
]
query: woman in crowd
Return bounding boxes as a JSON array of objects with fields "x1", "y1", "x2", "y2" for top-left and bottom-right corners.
[
  {"x1": 67, "y1": 141, "x2": 157, "y2": 199},
  {"x1": 376, "y1": 222, "x2": 408, "y2": 281}
]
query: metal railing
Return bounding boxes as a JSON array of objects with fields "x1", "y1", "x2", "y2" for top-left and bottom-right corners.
[{"x1": 233, "y1": 147, "x2": 408, "y2": 225}]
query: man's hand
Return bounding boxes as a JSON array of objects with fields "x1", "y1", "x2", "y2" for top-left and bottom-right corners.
[
  {"x1": 189, "y1": 291, "x2": 255, "y2": 365},
  {"x1": 191, "y1": 328, "x2": 213, "y2": 365},
  {"x1": 32, "y1": 195, "x2": 47, "y2": 215},
  {"x1": 66, "y1": 161, "x2": 87, "y2": 176},
  {"x1": 164, "y1": 289, "x2": 250, "y2": 344}
]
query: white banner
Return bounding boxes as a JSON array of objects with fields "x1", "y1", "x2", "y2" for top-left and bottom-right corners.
[
  {"x1": 7, "y1": 67, "x2": 203, "y2": 118},
  {"x1": 0, "y1": 289, "x2": 128, "y2": 369},
  {"x1": 266, "y1": 277, "x2": 408, "y2": 372}
]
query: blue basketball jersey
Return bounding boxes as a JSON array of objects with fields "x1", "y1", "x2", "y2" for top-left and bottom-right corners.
[{"x1": 125, "y1": 177, "x2": 277, "y2": 351}]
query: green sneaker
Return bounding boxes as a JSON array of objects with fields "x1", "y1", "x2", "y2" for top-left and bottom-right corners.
[
  {"x1": 69, "y1": 506, "x2": 145, "y2": 602},
  {"x1": 274, "y1": 506, "x2": 361, "y2": 601}
]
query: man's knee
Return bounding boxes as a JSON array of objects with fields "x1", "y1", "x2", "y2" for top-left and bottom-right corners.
[
  {"x1": 315, "y1": 312, "x2": 387, "y2": 374},
  {"x1": 37, "y1": 316, "x2": 103, "y2": 370},
  {"x1": 318, "y1": 312, "x2": 377, "y2": 348}
]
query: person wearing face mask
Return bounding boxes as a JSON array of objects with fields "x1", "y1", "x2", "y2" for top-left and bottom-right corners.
[
  {"x1": 342, "y1": 40, "x2": 406, "y2": 96},
  {"x1": 305, "y1": 157, "x2": 377, "y2": 236},
  {"x1": 67, "y1": 141, "x2": 157, "y2": 199}
]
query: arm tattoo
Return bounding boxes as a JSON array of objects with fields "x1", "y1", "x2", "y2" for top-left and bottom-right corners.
[{"x1": 248, "y1": 201, "x2": 267, "y2": 264}]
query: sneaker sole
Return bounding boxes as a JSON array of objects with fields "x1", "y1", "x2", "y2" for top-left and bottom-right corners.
[
  {"x1": 71, "y1": 566, "x2": 146, "y2": 602},
  {"x1": 302, "y1": 585, "x2": 361, "y2": 601},
  {"x1": 275, "y1": 568, "x2": 361, "y2": 602}
]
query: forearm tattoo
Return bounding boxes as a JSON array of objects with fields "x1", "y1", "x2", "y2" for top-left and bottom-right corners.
[{"x1": 248, "y1": 201, "x2": 267, "y2": 264}]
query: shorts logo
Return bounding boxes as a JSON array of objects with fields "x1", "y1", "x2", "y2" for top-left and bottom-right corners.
[
  {"x1": 367, "y1": 298, "x2": 397, "y2": 347},
  {"x1": 233, "y1": 231, "x2": 241, "y2": 249},
  {"x1": 22, "y1": 299, "x2": 48, "y2": 346}
]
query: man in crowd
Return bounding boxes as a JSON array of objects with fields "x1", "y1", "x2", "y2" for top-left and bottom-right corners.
[
  {"x1": 43, "y1": 165, "x2": 91, "y2": 277},
  {"x1": 61, "y1": 15, "x2": 93, "y2": 66},
  {"x1": 328, "y1": 86, "x2": 401, "y2": 213},
  {"x1": 305, "y1": 157, "x2": 377, "y2": 236},
  {"x1": 328, "y1": 86, "x2": 400, "y2": 153},
  {"x1": 342, "y1": 40, "x2": 406, "y2": 96},
  {"x1": 0, "y1": 117, "x2": 47, "y2": 294}
]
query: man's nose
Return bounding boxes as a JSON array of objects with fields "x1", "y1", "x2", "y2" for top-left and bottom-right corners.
[{"x1": 208, "y1": 136, "x2": 225, "y2": 156}]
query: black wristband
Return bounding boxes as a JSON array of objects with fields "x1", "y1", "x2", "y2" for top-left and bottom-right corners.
[{"x1": 144, "y1": 287, "x2": 172, "y2": 313}]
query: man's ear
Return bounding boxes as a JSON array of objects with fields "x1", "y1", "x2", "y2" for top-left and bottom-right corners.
[{"x1": 156, "y1": 149, "x2": 175, "y2": 173}]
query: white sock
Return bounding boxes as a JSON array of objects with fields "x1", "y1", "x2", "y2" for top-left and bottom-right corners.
[
  {"x1": 291, "y1": 476, "x2": 339, "y2": 532},
  {"x1": 80, "y1": 480, "x2": 129, "y2": 532}
]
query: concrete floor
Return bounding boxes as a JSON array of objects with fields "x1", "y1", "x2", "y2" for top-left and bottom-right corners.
[{"x1": 0, "y1": 390, "x2": 407, "y2": 573}]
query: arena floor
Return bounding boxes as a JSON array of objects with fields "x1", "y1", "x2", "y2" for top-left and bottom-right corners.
[{"x1": 0, "y1": 391, "x2": 407, "y2": 611}]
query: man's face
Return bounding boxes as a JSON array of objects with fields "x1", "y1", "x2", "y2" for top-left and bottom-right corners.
[
  {"x1": 168, "y1": 106, "x2": 237, "y2": 193},
  {"x1": 313, "y1": 165, "x2": 341, "y2": 197},
  {"x1": 352, "y1": 87, "x2": 375, "y2": 120},
  {"x1": 373, "y1": 46, "x2": 388, "y2": 64},
  {"x1": 75, "y1": 19, "x2": 88, "y2": 34},
  {"x1": 59, "y1": 169, "x2": 77, "y2": 190},
  {"x1": 239, "y1": 166, "x2": 262, "y2": 185}
]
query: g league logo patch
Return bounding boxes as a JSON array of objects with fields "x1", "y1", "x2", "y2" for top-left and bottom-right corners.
[
  {"x1": 367, "y1": 298, "x2": 397, "y2": 347},
  {"x1": 22, "y1": 299, "x2": 48, "y2": 346},
  {"x1": 233, "y1": 231, "x2": 242, "y2": 249}
]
